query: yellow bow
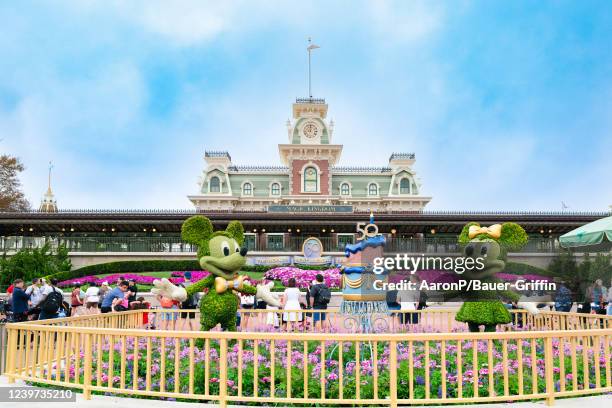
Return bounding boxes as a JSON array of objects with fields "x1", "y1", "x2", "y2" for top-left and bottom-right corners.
[
  {"x1": 468, "y1": 224, "x2": 502, "y2": 239},
  {"x1": 214, "y1": 275, "x2": 246, "y2": 294}
]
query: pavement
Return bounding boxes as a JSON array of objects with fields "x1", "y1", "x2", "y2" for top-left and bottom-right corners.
[{"x1": 0, "y1": 375, "x2": 610, "y2": 408}]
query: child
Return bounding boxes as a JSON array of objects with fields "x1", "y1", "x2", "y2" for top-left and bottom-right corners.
[{"x1": 157, "y1": 294, "x2": 179, "y2": 330}]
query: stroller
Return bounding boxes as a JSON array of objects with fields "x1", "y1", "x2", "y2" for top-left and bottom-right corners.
[{"x1": 0, "y1": 298, "x2": 13, "y2": 323}]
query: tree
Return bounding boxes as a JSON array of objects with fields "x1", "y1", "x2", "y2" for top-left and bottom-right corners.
[
  {"x1": 589, "y1": 253, "x2": 612, "y2": 284},
  {"x1": 0, "y1": 243, "x2": 71, "y2": 289},
  {"x1": 0, "y1": 154, "x2": 30, "y2": 211}
]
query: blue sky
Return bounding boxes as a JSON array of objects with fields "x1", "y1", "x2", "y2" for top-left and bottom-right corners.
[{"x1": 0, "y1": 1, "x2": 610, "y2": 211}]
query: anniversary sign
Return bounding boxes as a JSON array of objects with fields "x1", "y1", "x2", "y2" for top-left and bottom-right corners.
[{"x1": 267, "y1": 205, "x2": 354, "y2": 213}]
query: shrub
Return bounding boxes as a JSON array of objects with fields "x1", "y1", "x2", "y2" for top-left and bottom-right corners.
[
  {"x1": 45, "y1": 260, "x2": 203, "y2": 282},
  {"x1": 504, "y1": 261, "x2": 552, "y2": 277},
  {"x1": 0, "y1": 243, "x2": 71, "y2": 288}
]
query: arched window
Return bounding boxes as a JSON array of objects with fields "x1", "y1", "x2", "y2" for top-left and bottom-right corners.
[
  {"x1": 242, "y1": 182, "x2": 253, "y2": 196},
  {"x1": 368, "y1": 183, "x2": 378, "y2": 196},
  {"x1": 210, "y1": 176, "x2": 220, "y2": 193},
  {"x1": 304, "y1": 166, "x2": 318, "y2": 192},
  {"x1": 400, "y1": 178, "x2": 411, "y2": 194},
  {"x1": 340, "y1": 183, "x2": 350, "y2": 196},
  {"x1": 271, "y1": 183, "x2": 281, "y2": 196}
]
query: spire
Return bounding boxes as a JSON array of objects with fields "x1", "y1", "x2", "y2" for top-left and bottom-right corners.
[
  {"x1": 47, "y1": 161, "x2": 53, "y2": 193},
  {"x1": 39, "y1": 161, "x2": 58, "y2": 212}
]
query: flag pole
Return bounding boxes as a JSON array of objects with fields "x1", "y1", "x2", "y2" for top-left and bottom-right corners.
[
  {"x1": 308, "y1": 38, "x2": 312, "y2": 98},
  {"x1": 307, "y1": 38, "x2": 320, "y2": 100}
]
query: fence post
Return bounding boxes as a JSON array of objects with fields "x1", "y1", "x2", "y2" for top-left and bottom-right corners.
[
  {"x1": 5, "y1": 327, "x2": 17, "y2": 383},
  {"x1": 544, "y1": 336, "x2": 555, "y2": 406},
  {"x1": 219, "y1": 338, "x2": 228, "y2": 408},
  {"x1": 389, "y1": 340, "x2": 397, "y2": 408},
  {"x1": 83, "y1": 334, "x2": 92, "y2": 400}
]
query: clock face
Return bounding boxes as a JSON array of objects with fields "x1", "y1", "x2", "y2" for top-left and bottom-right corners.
[{"x1": 302, "y1": 122, "x2": 318, "y2": 138}]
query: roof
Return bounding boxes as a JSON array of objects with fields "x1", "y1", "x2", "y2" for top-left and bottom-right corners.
[{"x1": 0, "y1": 209, "x2": 608, "y2": 234}]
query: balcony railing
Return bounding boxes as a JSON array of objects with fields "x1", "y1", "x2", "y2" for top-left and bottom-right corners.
[{"x1": 0, "y1": 235, "x2": 566, "y2": 254}]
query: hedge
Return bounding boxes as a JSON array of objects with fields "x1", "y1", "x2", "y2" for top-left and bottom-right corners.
[
  {"x1": 44, "y1": 260, "x2": 332, "y2": 282},
  {"x1": 504, "y1": 261, "x2": 552, "y2": 277},
  {"x1": 45, "y1": 260, "x2": 203, "y2": 282}
]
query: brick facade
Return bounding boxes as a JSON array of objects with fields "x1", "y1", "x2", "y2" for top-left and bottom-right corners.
[{"x1": 290, "y1": 159, "x2": 330, "y2": 195}]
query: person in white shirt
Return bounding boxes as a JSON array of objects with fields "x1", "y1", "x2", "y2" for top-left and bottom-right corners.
[
  {"x1": 25, "y1": 278, "x2": 44, "y2": 318},
  {"x1": 397, "y1": 274, "x2": 422, "y2": 327},
  {"x1": 38, "y1": 279, "x2": 65, "y2": 320},
  {"x1": 282, "y1": 278, "x2": 303, "y2": 331},
  {"x1": 84, "y1": 282, "x2": 101, "y2": 314},
  {"x1": 239, "y1": 279, "x2": 256, "y2": 331}
]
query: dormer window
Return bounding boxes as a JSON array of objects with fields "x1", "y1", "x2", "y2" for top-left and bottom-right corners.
[
  {"x1": 400, "y1": 178, "x2": 411, "y2": 194},
  {"x1": 209, "y1": 176, "x2": 220, "y2": 193},
  {"x1": 368, "y1": 183, "x2": 378, "y2": 196},
  {"x1": 242, "y1": 182, "x2": 253, "y2": 196},
  {"x1": 340, "y1": 183, "x2": 350, "y2": 196}
]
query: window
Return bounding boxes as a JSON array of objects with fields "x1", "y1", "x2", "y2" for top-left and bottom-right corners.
[
  {"x1": 368, "y1": 183, "x2": 378, "y2": 196},
  {"x1": 400, "y1": 178, "x2": 411, "y2": 194},
  {"x1": 304, "y1": 166, "x2": 318, "y2": 192},
  {"x1": 266, "y1": 234, "x2": 284, "y2": 250},
  {"x1": 242, "y1": 182, "x2": 253, "y2": 196},
  {"x1": 210, "y1": 176, "x2": 220, "y2": 193},
  {"x1": 340, "y1": 183, "x2": 350, "y2": 196},
  {"x1": 337, "y1": 234, "x2": 355, "y2": 251},
  {"x1": 243, "y1": 234, "x2": 256, "y2": 251},
  {"x1": 271, "y1": 183, "x2": 281, "y2": 196}
]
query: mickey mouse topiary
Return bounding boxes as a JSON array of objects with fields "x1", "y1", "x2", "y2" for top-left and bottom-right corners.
[{"x1": 152, "y1": 215, "x2": 279, "y2": 332}]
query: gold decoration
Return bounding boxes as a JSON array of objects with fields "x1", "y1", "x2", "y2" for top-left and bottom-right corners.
[
  {"x1": 343, "y1": 275, "x2": 363, "y2": 289},
  {"x1": 468, "y1": 224, "x2": 502, "y2": 239},
  {"x1": 214, "y1": 275, "x2": 246, "y2": 294}
]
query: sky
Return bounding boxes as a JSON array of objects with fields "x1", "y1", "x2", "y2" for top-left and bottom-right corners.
[{"x1": 0, "y1": 0, "x2": 610, "y2": 211}]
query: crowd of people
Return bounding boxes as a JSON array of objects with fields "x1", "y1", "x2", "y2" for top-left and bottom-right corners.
[
  {"x1": 3, "y1": 276, "x2": 151, "y2": 323},
  {"x1": 551, "y1": 278, "x2": 612, "y2": 315},
  {"x1": 3, "y1": 273, "x2": 611, "y2": 330},
  {"x1": 237, "y1": 273, "x2": 332, "y2": 331}
]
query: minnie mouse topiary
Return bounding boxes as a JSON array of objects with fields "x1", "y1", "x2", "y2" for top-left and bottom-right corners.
[{"x1": 455, "y1": 222, "x2": 538, "y2": 332}]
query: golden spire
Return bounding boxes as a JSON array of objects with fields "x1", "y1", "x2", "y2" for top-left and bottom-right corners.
[
  {"x1": 39, "y1": 161, "x2": 58, "y2": 212},
  {"x1": 47, "y1": 161, "x2": 53, "y2": 193}
]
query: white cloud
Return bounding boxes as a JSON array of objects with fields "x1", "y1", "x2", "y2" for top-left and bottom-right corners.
[
  {"x1": 366, "y1": 0, "x2": 445, "y2": 44},
  {"x1": 64, "y1": 0, "x2": 318, "y2": 46}
]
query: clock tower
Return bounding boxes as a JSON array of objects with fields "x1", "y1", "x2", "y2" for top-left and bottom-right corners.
[{"x1": 279, "y1": 98, "x2": 343, "y2": 196}]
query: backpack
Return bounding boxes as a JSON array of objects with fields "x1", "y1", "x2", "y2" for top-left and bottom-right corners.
[
  {"x1": 314, "y1": 284, "x2": 331, "y2": 305},
  {"x1": 42, "y1": 288, "x2": 63, "y2": 314},
  {"x1": 179, "y1": 283, "x2": 196, "y2": 309}
]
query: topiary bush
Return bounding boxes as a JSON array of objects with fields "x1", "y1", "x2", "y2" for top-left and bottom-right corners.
[{"x1": 44, "y1": 260, "x2": 203, "y2": 282}]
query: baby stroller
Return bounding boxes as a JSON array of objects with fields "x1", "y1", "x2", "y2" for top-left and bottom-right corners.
[{"x1": 0, "y1": 298, "x2": 13, "y2": 323}]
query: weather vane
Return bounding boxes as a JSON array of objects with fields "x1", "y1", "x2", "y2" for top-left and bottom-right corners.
[{"x1": 307, "y1": 37, "x2": 320, "y2": 98}]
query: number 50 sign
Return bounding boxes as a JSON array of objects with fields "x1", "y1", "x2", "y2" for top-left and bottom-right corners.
[{"x1": 356, "y1": 221, "x2": 379, "y2": 240}]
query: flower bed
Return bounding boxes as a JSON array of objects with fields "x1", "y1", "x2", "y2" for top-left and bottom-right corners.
[
  {"x1": 36, "y1": 333, "x2": 607, "y2": 402},
  {"x1": 57, "y1": 269, "x2": 550, "y2": 292},
  {"x1": 264, "y1": 266, "x2": 341, "y2": 289},
  {"x1": 58, "y1": 272, "x2": 210, "y2": 288}
]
